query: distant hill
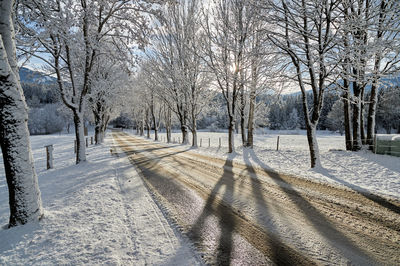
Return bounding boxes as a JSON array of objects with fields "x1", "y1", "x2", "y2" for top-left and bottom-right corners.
[{"x1": 19, "y1": 67, "x2": 57, "y2": 85}]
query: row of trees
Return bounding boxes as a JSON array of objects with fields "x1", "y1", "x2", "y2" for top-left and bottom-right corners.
[
  {"x1": 130, "y1": 0, "x2": 400, "y2": 168},
  {"x1": 268, "y1": 89, "x2": 400, "y2": 134},
  {"x1": 0, "y1": 0, "x2": 161, "y2": 227},
  {"x1": 17, "y1": 0, "x2": 153, "y2": 163},
  {"x1": 130, "y1": 0, "x2": 281, "y2": 154}
]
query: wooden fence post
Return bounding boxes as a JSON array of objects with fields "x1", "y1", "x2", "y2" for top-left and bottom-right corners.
[
  {"x1": 200, "y1": 138, "x2": 202, "y2": 147},
  {"x1": 219, "y1": 137, "x2": 221, "y2": 148},
  {"x1": 45, "y1": 145, "x2": 53, "y2": 170},
  {"x1": 86, "y1": 137, "x2": 89, "y2": 147},
  {"x1": 276, "y1": 136, "x2": 280, "y2": 151},
  {"x1": 91, "y1": 136, "x2": 94, "y2": 145},
  {"x1": 74, "y1": 140, "x2": 77, "y2": 154}
]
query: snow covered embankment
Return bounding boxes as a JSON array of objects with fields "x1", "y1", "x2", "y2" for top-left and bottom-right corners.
[{"x1": 0, "y1": 134, "x2": 200, "y2": 265}]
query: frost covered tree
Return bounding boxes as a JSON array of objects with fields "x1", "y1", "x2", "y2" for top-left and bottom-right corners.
[
  {"x1": 145, "y1": 0, "x2": 211, "y2": 147},
  {"x1": 327, "y1": 99, "x2": 345, "y2": 135},
  {"x1": 337, "y1": 0, "x2": 400, "y2": 150},
  {"x1": 376, "y1": 86, "x2": 400, "y2": 133},
  {"x1": 134, "y1": 67, "x2": 164, "y2": 141},
  {"x1": 89, "y1": 55, "x2": 129, "y2": 144},
  {"x1": 245, "y1": 20, "x2": 281, "y2": 147},
  {"x1": 342, "y1": 0, "x2": 369, "y2": 150},
  {"x1": 0, "y1": 0, "x2": 43, "y2": 227},
  {"x1": 265, "y1": 0, "x2": 340, "y2": 167},
  {"x1": 18, "y1": 0, "x2": 158, "y2": 163},
  {"x1": 364, "y1": 0, "x2": 400, "y2": 147},
  {"x1": 202, "y1": 0, "x2": 255, "y2": 153},
  {"x1": 286, "y1": 108, "x2": 299, "y2": 130},
  {"x1": 28, "y1": 104, "x2": 65, "y2": 135}
]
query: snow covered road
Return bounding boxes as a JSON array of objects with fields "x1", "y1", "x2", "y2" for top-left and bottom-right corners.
[{"x1": 113, "y1": 131, "x2": 400, "y2": 266}]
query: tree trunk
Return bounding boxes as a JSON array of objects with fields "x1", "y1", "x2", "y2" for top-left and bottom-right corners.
[
  {"x1": 152, "y1": 116, "x2": 158, "y2": 141},
  {"x1": 342, "y1": 81, "x2": 352, "y2": 151},
  {"x1": 179, "y1": 111, "x2": 189, "y2": 144},
  {"x1": 0, "y1": 0, "x2": 43, "y2": 227},
  {"x1": 164, "y1": 105, "x2": 172, "y2": 143},
  {"x1": 93, "y1": 109, "x2": 102, "y2": 145},
  {"x1": 240, "y1": 109, "x2": 246, "y2": 145},
  {"x1": 228, "y1": 115, "x2": 235, "y2": 153},
  {"x1": 166, "y1": 128, "x2": 171, "y2": 143},
  {"x1": 247, "y1": 49, "x2": 258, "y2": 148},
  {"x1": 352, "y1": 102, "x2": 362, "y2": 151},
  {"x1": 146, "y1": 123, "x2": 150, "y2": 139},
  {"x1": 240, "y1": 86, "x2": 247, "y2": 146},
  {"x1": 102, "y1": 114, "x2": 110, "y2": 142},
  {"x1": 306, "y1": 123, "x2": 321, "y2": 168},
  {"x1": 181, "y1": 125, "x2": 188, "y2": 144},
  {"x1": 299, "y1": 91, "x2": 322, "y2": 168},
  {"x1": 95, "y1": 125, "x2": 102, "y2": 144},
  {"x1": 166, "y1": 121, "x2": 171, "y2": 143},
  {"x1": 192, "y1": 120, "x2": 198, "y2": 148},
  {"x1": 140, "y1": 118, "x2": 144, "y2": 136},
  {"x1": 360, "y1": 88, "x2": 366, "y2": 144},
  {"x1": 352, "y1": 82, "x2": 362, "y2": 151},
  {"x1": 190, "y1": 107, "x2": 198, "y2": 147},
  {"x1": 165, "y1": 112, "x2": 171, "y2": 143},
  {"x1": 145, "y1": 109, "x2": 151, "y2": 138},
  {"x1": 367, "y1": 84, "x2": 379, "y2": 149},
  {"x1": 247, "y1": 84, "x2": 256, "y2": 148},
  {"x1": 73, "y1": 111, "x2": 86, "y2": 163}
]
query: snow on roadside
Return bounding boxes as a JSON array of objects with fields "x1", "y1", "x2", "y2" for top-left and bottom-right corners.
[
  {"x1": 133, "y1": 130, "x2": 400, "y2": 200},
  {"x1": 0, "y1": 133, "x2": 201, "y2": 265}
]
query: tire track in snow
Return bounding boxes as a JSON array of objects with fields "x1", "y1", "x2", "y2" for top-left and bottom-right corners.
[{"x1": 109, "y1": 136, "x2": 202, "y2": 265}]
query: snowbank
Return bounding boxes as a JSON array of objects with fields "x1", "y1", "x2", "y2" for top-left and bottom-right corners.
[{"x1": 0, "y1": 133, "x2": 200, "y2": 265}]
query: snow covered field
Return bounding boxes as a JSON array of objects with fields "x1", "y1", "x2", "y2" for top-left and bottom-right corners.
[
  {"x1": 134, "y1": 129, "x2": 400, "y2": 200},
  {"x1": 0, "y1": 133, "x2": 200, "y2": 265}
]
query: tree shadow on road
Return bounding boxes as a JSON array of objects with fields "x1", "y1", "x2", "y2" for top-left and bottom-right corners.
[
  {"x1": 189, "y1": 154, "x2": 236, "y2": 265},
  {"x1": 242, "y1": 149, "x2": 308, "y2": 265},
  {"x1": 246, "y1": 149, "x2": 376, "y2": 265},
  {"x1": 312, "y1": 166, "x2": 400, "y2": 214}
]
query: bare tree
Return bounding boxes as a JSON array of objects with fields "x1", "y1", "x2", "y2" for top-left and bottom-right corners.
[
  {"x1": 339, "y1": 0, "x2": 371, "y2": 151},
  {"x1": 245, "y1": 9, "x2": 283, "y2": 148},
  {"x1": 365, "y1": 0, "x2": 400, "y2": 147},
  {"x1": 89, "y1": 54, "x2": 129, "y2": 144},
  {"x1": 337, "y1": 0, "x2": 400, "y2": 150},
  {"x1": 202, "y1": 0, "x2": 254, "y2": 153},
  {"x1": 0, "y1": 0, "x2": 43, "y2": 227},
  {"x1": 265, "y1": 0, "x2": 340, "y2": 167},
  {"x1": 19, "y1": 0, "x2": 155, "y2": 163},
  {"x1": 143, "y1": 0, "x2": 211, "y2": 147}
]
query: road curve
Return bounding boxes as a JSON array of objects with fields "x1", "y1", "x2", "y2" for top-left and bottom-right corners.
[{"x1": 112, "y1": 131, "x2": 400, "y2": 266}]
